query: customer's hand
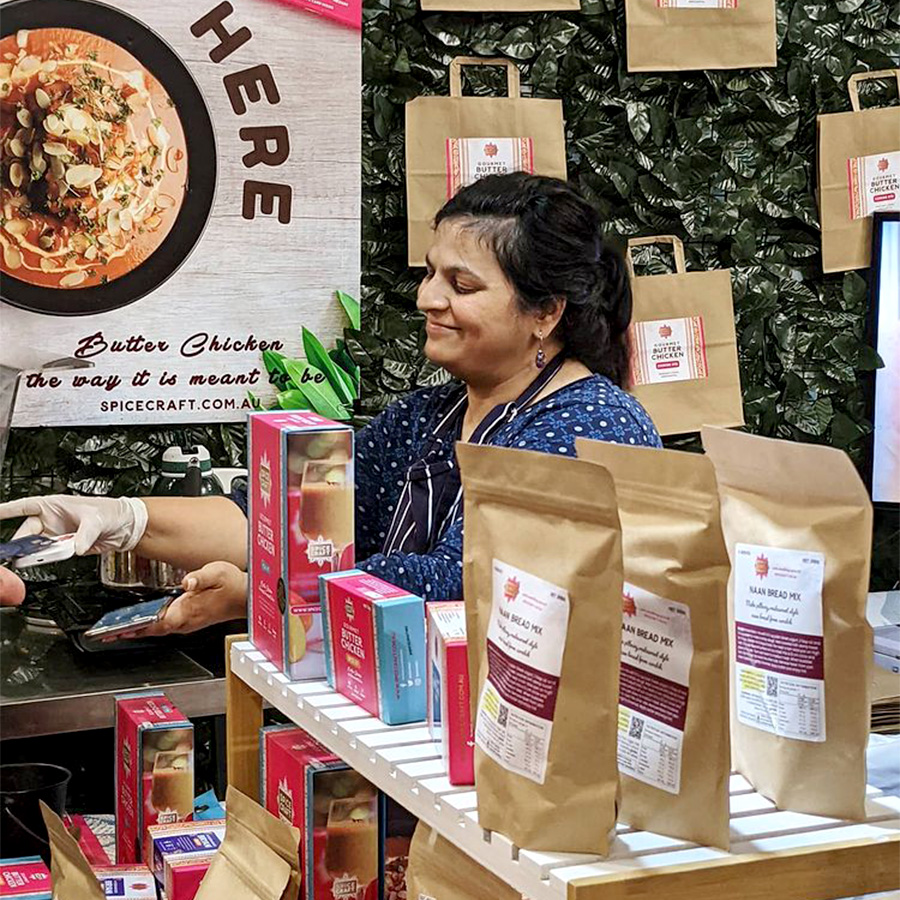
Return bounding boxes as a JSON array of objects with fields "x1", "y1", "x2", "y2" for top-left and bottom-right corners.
[
  {"x1": 0, "y1": 567, "x2": 26, "y2": 606},
  {"x1": 121, "y1": 562, "x2": 248, "y2": 638},
  {"x1": 0, "y1": 495, "x2": 148, "y2": 556}
]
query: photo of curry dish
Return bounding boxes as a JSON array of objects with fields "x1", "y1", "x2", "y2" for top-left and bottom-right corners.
[{"x1": 0, "y1": 27, "x2": 188, "y2": 289}]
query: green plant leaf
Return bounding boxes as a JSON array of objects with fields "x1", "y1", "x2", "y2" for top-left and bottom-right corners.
[
  {"x1": 284, "y1": 359, "x2": 350, "y2": 420},
  {"x1": 301, "y1": 327, "x2": 356, "y2": 407},
  {"x1": 276, "y1": 389, "x2": 313, "y2": 411},
  {"x1": 336, "y1": 290, "x2": 361, "y2": 330}
]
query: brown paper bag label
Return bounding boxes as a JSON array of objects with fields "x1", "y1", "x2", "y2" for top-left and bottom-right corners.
[
  {"x1": 733, "y1": 543, "x2": 826, "y2": 742},
  {"x1": 658, "y1": 0, "x2": 737, "y2": 6},
  {"x1": 847, "y1": 151, "x2": 900, "y2": 219},
  {"x1": 445, "y1": 137, "x2": 534, "y2": 197},
  {"x1": 474, "y1": 560, "x2": 568, "y2": 785},
  {"x1": 619, "y1": 585, "x2": 693, "y2": 794},
  {"x1": 629, "y1": 315, "x2": 709, "y2": 386},
  {"x1": 39, "y1": 801, "x2": 106, "y2": 900}
]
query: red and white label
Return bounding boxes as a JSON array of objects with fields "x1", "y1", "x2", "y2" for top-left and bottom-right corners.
[
  {"x1": 734, "y1": 544, "x2": 826, "y2": 742},
  {"x1": 848, "y1": 152, "x2": 900, "y2": 220},
  {"x1": 446, "y1": 138, "x2": 534, "y2": 198},
  {"x1": 618, "y1": 585, "x2": 693, "y2": 795},
  {"x1": 630, "y1": 315, "x2": 708, "y2": 386},
  {"x1": 474, "y1": 560, "x2": 569, "y2": 785}
]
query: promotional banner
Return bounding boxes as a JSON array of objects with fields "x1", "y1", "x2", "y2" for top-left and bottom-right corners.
[{"x1": 1, "y1": 0, "x2": 361, "y2": 426}]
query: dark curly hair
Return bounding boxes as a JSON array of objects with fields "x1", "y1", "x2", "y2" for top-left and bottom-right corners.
[{"x1": 434, "y1": 172, "x2": 632, "y2": 388}]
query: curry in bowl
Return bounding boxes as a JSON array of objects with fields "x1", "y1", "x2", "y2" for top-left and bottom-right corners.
[{"x1": 0, "y1": 27, "x2": 187, "y2": 289}]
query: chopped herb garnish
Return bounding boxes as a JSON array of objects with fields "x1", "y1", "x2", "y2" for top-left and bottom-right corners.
[
  {"x1": 100, "y1": 274, "x2": 108, "y2": 284},
  {"x1": 151, "y1": 117, "x2": 162, "y2": 128},
  {"x1": 87, "y1": 50, "x2": 98, "y2": 61}
]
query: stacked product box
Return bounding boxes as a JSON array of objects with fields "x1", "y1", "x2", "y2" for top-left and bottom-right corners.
[
  {"x1": 115, "y1": 691, "x2": 194, "y2": 864},
  {"x1": 261, "y1": 724, "x2": 380, "y2": 900},
  {"x1": 93, "y1": 867, "x2": 157, "y2": 899},
  {"x1": 164, "y1": 855, "x2": 214, "y2": 900},
  {"x1": 426, "y1": 602, "x2": 475, "y2": 785},
  {"x1": 249, "y1": 411, "x2": 355, "y2": 681},
  {"x1": 0, "y1": 857, "x2": 51, "y2": 899},
  {"x1": 381, "y1": 795, "x2": 417, "y2": 900},
  {"x1": 147, "y1": 819, "x2": 225, "y2": 890},
  {"x1": 320, "y1": 571, "x2": 427, "y2": 725}
]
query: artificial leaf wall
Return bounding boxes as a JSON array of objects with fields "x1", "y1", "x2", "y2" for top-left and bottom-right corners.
[{"x1": 3, "y1": 0, "x2": 898, "y2": 586}]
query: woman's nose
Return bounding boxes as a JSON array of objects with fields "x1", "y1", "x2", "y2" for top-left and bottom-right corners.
[{"x1": 417, "y1": 275, "x2": 450, "y2": 312}]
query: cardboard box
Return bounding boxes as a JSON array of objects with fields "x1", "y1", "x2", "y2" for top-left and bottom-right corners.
[
  {"x1": 0, "y1": 857, "x2": 51, "y2": 899},
  {"x1": 249, "y1": 411, "x2": 355, "y2": 681},
  {"x1": 115, "y1": 691, "x2": 194, "y2": 864},
  {"x1": 381, "y1": 796, "x2": 417, "y2": 900},
  {"x1": 164, "y1": 855, "x2": 214, "y2": 900},
  {"x1": 426, "y1": 602, "x2": 474, "y2": 785},
  {"x1": 93, "y1": 866, "x2": 157, "y2": 899},
  {"x1": 147, "y1": 819, "x2": 225, "y2": 885},
  {"x1": 321, "y1": 571, "x2": 427, "y2": 725},
  {"x1": 260, "y1": 725, "x2": 379, "y2": 900}
]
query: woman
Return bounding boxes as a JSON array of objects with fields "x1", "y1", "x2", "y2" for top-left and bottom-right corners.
[{"x1": 0, "y1": 174, "x2": 661, "y2": 631}]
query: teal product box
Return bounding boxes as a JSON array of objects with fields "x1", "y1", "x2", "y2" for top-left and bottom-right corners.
[
  {"x1": 0, "y1": 856, "x2": 51, "y2": 899},
  {"x1": 320, "y1": 571, "x2": 427, "y2": 725}
]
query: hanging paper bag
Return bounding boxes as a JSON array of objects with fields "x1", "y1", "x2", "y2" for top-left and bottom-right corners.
[
  {"x1": 626, "y1": 235, "x2": 743, "y2": 436},
  {"x1": 625, "y1": 0, "x2": 776, "y2": 72},
  {"x1": 405, "y1": 57, "x2": 567, "y2": 267},
  {"x1": 818, "y1": 70, "x2": 900, "y2": 273}
]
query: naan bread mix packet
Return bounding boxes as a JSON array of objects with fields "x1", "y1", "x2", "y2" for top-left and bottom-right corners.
[
  {"x1": 577, "y1": 439, "x2": 731, "y2": 849},
  {"x1": 406, "y1": 823, "x2": 520, "y2": 900},
  {"x1": 702, "y1": 426, "x2": 873, "y2": 820},
  {"x1": 458, "y1": 443, "x2": 623, "y2": 854}
]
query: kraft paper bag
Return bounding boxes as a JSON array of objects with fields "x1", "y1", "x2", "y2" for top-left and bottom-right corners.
[
  {"x1": 817, "y1": 70, "x2": 900, "y2": 273},
  {"x1": 625, "y1": 0, "x2": 776, "y2": 72},
  {"x1": 702, "y1": 426, "x2": 873, "y2": 821},
  {"x1": 195, "y1": 786, "x2": 300, "y2": 900},
  {"x1": 576, "y1": 439, "x2": 731, "y2": 850},
  {"x1": 459, "y1": 443, "x2": 623, "y2": 855},
  {"x1": 40, "y1": 801, "x2": 106, "y2": 900},
  {"x1": 626, "y1": 235, "x2": 743, "y2": 436},
  {"x1": 406, "y1": 823, "x2": 520, "y2": 900},
  {"x1": 405, "y1": 57, "x2": 567, "y2": 267}
]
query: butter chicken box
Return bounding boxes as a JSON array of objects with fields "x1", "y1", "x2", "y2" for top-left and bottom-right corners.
[
  {"x1": 0, "y1": 857, "x2": 51, "y2": 899},
  {"x1": 320, "y1": 571, "x2": 427, "y2": 725},
  {"x1": 115, "y1": 690, "x2": 194, "y2": 865},
  {"x1": 426, "y1": 602, "x2": 474, "y2": 786},
  {"x1": 147, "y1": 819, "x2": 225, "y2": 886},
  {"x1": 249, "y1": 411, "x2": 355, "y2": 682},
  {"x1": 260, "y1": 725, "x2": 380, "y2": 900},
  {"x1": 93, "y1": 866, "x2": 157, "y2": 899},
  {"x1": 164, "y1": 855, "x2": 214, "y2": 900}
]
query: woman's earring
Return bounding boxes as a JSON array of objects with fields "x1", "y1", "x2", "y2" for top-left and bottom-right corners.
[{"x1": 535, "y1": 330, "x2": 546, "y2": 370}]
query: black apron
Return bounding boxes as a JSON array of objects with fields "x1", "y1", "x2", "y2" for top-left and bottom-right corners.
[{"x1": 382, "y1": 354, "x2": 566, "y2": 556}]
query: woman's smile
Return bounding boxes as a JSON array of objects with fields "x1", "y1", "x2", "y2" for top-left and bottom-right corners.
[{"x1": 425, "y1": 318, "x2": 459, "y2": 336}]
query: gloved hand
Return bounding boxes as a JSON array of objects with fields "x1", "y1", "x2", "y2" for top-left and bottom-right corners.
[{"x1": 0, "y1": 494, "x2": 149, "y2": 556}]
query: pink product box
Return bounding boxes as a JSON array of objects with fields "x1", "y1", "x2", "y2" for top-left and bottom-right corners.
[
  {"x1": 249, "y1": 411, "x2": 355, "y2": 682},
  {"x1": 164, "y1": 855, "x2": 214, "y2": 900},
  {"x1": 148, "y1": 819, "x2": 225, "y2": 886},
  {"x1": 93, "y1": 866, "x2": 157, "y2": 899},
  {"x1": 426, "y1": 603, "x2": 474, "y2": 786},
  {"x1": 114, "y1": 691, "x2": 194, "y2": 865},
  {"x1": 320, "y1": 571, "x2": 427, "y2": 725},
  {"x1": 283, "y1": 0, "x2": 361, "y2": 30},
  {"x1": 0, "y1": 857, "x2": 51, "y2": 899}
]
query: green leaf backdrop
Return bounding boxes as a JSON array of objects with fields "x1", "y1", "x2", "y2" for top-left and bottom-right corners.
[{"x1": 3, "y1": 0, "x2": 898, "y2": 586}]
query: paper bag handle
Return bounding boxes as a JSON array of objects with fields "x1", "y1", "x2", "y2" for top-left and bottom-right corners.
[
  {"x1": 625, "y1": 235, "x2": 686, "y2": 277},
  {"x1": 449, "y1": 57, "x2": 521, "y2": 99},
  {"x1": 847, "y1": 69, "x2": 900, "y2": 112}
]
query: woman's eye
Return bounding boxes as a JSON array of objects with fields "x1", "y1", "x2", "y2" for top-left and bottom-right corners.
[{"x1": 454, "y1": 282, "x2": 477, "y2": 295}]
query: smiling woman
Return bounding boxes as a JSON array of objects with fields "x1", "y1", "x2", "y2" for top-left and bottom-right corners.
[{"x1": 0, "y1": 173, "x2": 662, "y2": 624}]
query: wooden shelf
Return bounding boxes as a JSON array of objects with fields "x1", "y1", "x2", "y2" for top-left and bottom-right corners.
[{"x1": 226, "y1": 638, "x2": 900, "y2": 900}]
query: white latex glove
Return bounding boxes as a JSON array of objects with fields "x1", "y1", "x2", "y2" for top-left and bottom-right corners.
[{"x1": 0, "y1": 494, "x2": 149, "y2": 556}]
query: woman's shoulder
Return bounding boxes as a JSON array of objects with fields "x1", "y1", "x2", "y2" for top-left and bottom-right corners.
[
  {"x1": 506, "y1": 375, "x2": 661, "y2": 450},
  {"x1": 361, "y1": 381, "x2": 462, "y2": 443}
]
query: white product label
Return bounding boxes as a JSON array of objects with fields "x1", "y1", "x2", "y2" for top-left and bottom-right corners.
[
  {"x1": 733, "y1": 544, "x2": 826, "y2": 742},
  {"x1": 630, "y1": 316, "x2": 709, "y2": 386},
  {"x1": 618, "y1": 585, "x2": 693, "y2": 795},
  {"x1": 474, "y1": 560, "x2": 569, "y2": 785},
  {"x1": 657, "y1": 0, "x2": 737, "y2": 6},
  {"x1": 848, "y1": 152, "x2": 900, "y2": 220},
  {"x1": 445, "y1": 138, "x2": 534, "y2": 198}
]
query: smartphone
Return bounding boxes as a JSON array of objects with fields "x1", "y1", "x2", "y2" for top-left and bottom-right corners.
[
  {"x1": 1, "y1": 534, "x2": 77, "y2": 568},
  {"x1": 83, "y1": 594, "x2": 177, "y2": 640}
]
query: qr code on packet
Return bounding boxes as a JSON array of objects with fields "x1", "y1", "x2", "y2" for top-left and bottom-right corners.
[
  {"x1": 629, "y1": 716, "x2": 644, "y2": 740},
  {"x1": 766, "y1": 676, "x2": 779, "y2": 698},
  {"x1": 498, "y1": 704, "x2": 508, "y2": 727}
]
